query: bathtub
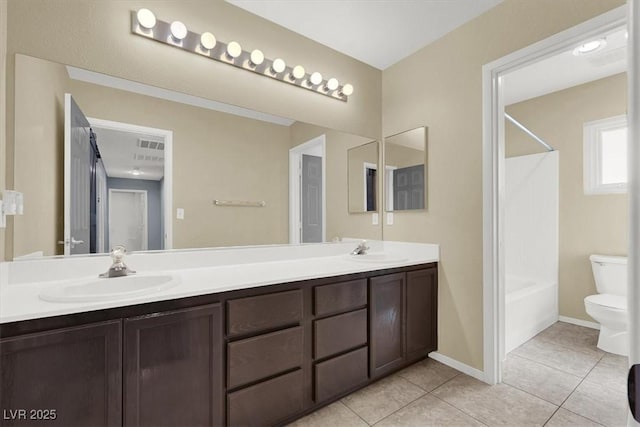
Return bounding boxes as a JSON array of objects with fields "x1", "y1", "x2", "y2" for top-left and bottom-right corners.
[{"x1": 505, "y1": 276, "x2": 558, "y2": 354}]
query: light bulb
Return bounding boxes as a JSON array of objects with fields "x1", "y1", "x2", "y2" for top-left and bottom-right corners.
[
  {"x1": 170, "y1": 21, "x2": 187, "y2": 41},
  {"x1": 250, "y1": 49, "x2": 265, "y2": 66},
  {"x1": 341, "y1": 84, "x2": 354, "y2": 96},
  {"x1": 136, "y1": 9, "x2": 156, "y2": 30},
  {"x1": 200, "y1": 32, "x2": 217, "y2": 50},
  {"x1": 291, "y1": 65, "x2": 305, "y2": 80},
  {"x1": 326, "y1": 78, "x2": 339, "y2": 91},
  {"x1": 227, "y1": 41, "x2": 242, "y2": 58},
  {"x1": 272, "y1": 58, "x2": 286, "y2": 73},
  {"x1": 310, "y1": 72, "x2": 323, "y2": 86}
]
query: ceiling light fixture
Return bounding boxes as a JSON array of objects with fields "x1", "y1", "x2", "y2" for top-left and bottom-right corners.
[
  {"x1": 572, "y1": 38, "x2": 607, "y2": 56},
  {"x1": 130, "y1": 9, "x2": 353, "y2": 101},
  {"x1": 200, "y1": 32, "x2": 216, "y2": 50}
]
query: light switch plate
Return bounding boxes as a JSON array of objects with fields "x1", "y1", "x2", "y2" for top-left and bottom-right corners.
[
  {"x1": 386, "y1": 212, "x2": 394, "y2": 225},
  {"x1": 372, "y1": 213, "x2": 379, "y2": 225},
  {"x1": 176, "y1": 208, "x2": 184, "y2": 220}
]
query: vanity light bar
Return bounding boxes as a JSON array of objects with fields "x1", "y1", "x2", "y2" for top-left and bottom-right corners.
[{"x1": 131, "y1": 10, "x2": 353, "y2": 102}]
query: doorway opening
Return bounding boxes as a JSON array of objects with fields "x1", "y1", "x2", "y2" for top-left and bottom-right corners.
[
  {"x1": 482, "y1": 6, "x2": 627, "y2": 385},
  {"x1": 289, "y1": 135, "x2": 326, "y2": 244},
  {"x1": 109, "y1": 189, "x2": 148, "y2": 251}
]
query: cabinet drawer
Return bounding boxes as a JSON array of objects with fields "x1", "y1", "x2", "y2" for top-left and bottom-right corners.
[
  {"x1": 228, "y1": 326, "x2": 303, "y2": 389},
  {"x1": 227, "y1": 369, "x2": 304, "y2": 427},
  {"x1": 314, "y1": 309, "x2": 367, "y2": 360},
  {"x1": 314, "y1": 279, "x2": 367, "y2": 316},
  {"x1": 315, "y1": 346, "x2": 368, "y2": 403},
  {"x1": 227, "y1": 290, "x2": 302, "y2": 337}
]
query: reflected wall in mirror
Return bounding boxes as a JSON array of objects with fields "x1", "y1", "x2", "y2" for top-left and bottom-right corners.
[
  {"x1": 348, "y1": 141, "x2": 378, "y2": 213},
  {"x1": 12, "y1": 54, "x2": 381, "y2": 259},
  {"x1": 384, "y1": 127, "x2": 428, "y2": 211}
]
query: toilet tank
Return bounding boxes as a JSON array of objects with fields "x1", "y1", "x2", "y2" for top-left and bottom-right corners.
[{"x1": 590, "y1": 254, "x2": 627, "y2": 296}]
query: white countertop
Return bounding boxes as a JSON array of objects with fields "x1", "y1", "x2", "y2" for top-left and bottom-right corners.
[{"x1": 0, "y1": 241, "x2": 439, "y2": 324}]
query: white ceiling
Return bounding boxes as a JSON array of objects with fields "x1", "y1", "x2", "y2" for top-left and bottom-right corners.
[
  {"x1": 92, "y1": 127, "x2": 166, "y2": 181},
  {"x1": 226, "y1": 0, "x2": 502, "y2": 70},
  {"x1": 504, "y1": 27, "x2": 627, "y2": 106}
]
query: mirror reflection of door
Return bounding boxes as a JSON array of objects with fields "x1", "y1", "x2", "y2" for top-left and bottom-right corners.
[
  {"x1": 64, "y1": 94, "x2": 92, "y2": 255},
  {"x1": 64, "y1": 96, "x2": 167, "y2": 254},
  {"x1": 302, "y1": 154, "x2": 323, "y2": 243},
  {"x1": 384, "y1": 127, "x2": 428, "y2": 211},
  {"x1": 109, "y1": 190, "x2": 148, "y2": 251}
]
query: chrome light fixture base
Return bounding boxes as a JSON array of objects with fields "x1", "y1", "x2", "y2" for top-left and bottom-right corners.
[{"x1": 131, "y1": 11, "x2": 351, "y2": 102}]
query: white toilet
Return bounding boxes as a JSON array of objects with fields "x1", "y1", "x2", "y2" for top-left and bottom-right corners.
[{"x1": 584, "y1": 254, "x2": 628, "y2": 356}]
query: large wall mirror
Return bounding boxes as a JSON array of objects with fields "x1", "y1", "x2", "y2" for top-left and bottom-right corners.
[
  {"x1": 12, "y1": 54, "x2": 381, "y2": 259},
  {"x1": 347, "y1": 141, "x2": 378, "y2": 214},
  {"x1": 384, "y1": 127, "x2": 428, "y2": 211}
]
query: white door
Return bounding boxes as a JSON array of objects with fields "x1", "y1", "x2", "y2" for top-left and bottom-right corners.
[
  {"x1": 63, "y1": 94, "x2": 91, "y2": 255},
  {"x1": 108, "y1": 190, "x2": 148, "y2": 252}
]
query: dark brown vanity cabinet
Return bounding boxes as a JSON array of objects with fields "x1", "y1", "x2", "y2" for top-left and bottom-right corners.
[
  {"x1": 226, "y1": 290, "x2": 305, "y2": 426},
  {"x1": 0, "y1": 263, "x2": 437, "y2": 427},
  {"x1": 370, "y1": 267, "x2": 438, "y2": 378},
  {"x1": 0, "y1": 320, "x2": 122, "y2": 427},
  {"x1": 123, "y1": 304, "x2": 223, "y2": 427},
  {"x1": 312, "y1": 279, "x2": 369, "y2": 404}
]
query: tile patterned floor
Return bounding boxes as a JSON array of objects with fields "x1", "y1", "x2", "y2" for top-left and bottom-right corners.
[{"x1": 289, "y1": 322, "x2": 630, "y2": 426}]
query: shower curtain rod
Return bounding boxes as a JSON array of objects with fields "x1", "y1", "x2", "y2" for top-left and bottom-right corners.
[{"x1": 505, "y1": 112, "x2": 555, "y2": 152}]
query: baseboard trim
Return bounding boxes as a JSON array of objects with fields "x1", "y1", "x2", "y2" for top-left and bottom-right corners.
[
  {"x1": 558, "y1": 315, "x2": 600, "y2": 330},
  {"x1": 428, "y1": 352, "x2": 486, "y2": 382}
]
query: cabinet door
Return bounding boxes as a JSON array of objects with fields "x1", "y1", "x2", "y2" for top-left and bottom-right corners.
[
  {"x1": 369, "y1": 273, "x2": 406, "y2": 378},
  {"x1": 0, "y1": 320, "x2": 122, "y2": 427},
  {"x1": 124, "y1": 304, "x2": 223, "y2": 427},
  {"x1": 406, "y1": 268, "x2": 438, "y2": 363}
]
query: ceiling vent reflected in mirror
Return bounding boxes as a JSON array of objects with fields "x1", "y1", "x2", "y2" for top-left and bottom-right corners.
[{"x1": 137, "y1": 138, "x2": 165, "y2": 151}]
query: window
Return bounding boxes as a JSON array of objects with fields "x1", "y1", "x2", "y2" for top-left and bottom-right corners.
[{"x1": 583, "y1": 115, "x2": 628, "y2": 194}]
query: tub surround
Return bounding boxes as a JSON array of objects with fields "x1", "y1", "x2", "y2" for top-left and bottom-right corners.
[
  {"x1": 0, "y1": 240, "x2": 438, "y2": 324},
  {"x1": 0, "y1": 240, "x2": 438, "y2": 426}
]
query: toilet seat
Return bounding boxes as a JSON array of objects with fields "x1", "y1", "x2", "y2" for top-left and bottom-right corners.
[{"x1": 584, "y1": 293, "x2": 626, "y2": 310}]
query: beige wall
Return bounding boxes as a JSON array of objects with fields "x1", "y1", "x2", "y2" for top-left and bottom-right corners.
[
  {"x1": 382, "y1": 0, "x2": 625, "y2": 370},
  {"x1": 506, "y1": 73, "x2": 627, "y2": 322},
  {"x1": 0, "y1": 0, "x2": 7, "y2": 262},
  {"x1": 13, "y1": 55, "x2": 68, "y2": 257},
  {"x1": 3, "y1": 0, "x2": 382, "y2": 260},
  {"x1": 347, "y1": 142, "x2": 377, "y2": 213},
  {"x1": 290, "y1": 123, "x2": 381, "y2": 241}
]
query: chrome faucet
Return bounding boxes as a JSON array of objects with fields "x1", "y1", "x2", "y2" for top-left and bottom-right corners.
[
  {"x1": 350, "y1": 240, "x2": 370, "y2": 256},
  {"x1": 100, "y1": 245, "x2": 136, "y2": 278}
]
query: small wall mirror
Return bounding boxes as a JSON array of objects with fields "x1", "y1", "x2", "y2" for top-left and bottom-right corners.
[
  {"x1": 347, "y1": 141, "x2": 378, "y2": 213},
  {"x1": 384, "y1": 127, "x2": 427, "y2": 211}
]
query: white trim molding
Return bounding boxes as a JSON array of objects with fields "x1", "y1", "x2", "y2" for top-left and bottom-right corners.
[
  {"x1": 88, "y1": 117, "x2": 173, "y2": 251},
  {"x1": 583, "y1": 114, "x2": 628, "y2": 195},
  {"x1": 558, "y1": 315, "x2": 600, "y2": 330},
  {"x1": 429, "y1": 352, "x2": 485, "y2": 382},
  {"x1": 482, "y1": 6, "x2": 627, "y2": 385}
]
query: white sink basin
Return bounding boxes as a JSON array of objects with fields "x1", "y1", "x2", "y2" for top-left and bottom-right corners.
[
  {"x1": 347, "y1": 254, "x2": 409, "y2": 264},
  {"x1": 39, "y1": 274, "x2": 180, "y2": 303}
]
